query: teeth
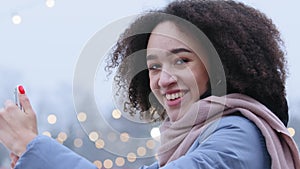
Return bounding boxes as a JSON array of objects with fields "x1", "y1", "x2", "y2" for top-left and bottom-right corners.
[{"x1": 166, "y1": 92, "x2": 184, "y2": 100}]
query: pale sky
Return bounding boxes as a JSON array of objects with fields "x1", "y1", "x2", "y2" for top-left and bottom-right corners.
[{"x1": 0, "y1": 0, "x2": 299, "y2": 117}]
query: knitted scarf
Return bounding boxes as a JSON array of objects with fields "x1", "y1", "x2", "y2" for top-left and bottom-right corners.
[{"x1": 158, "y1": 93, "x2": 300, "y2": 168}]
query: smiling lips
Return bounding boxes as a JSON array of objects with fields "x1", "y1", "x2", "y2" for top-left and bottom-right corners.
[
  {"x1": 166, "y1": 91, "x2": 185, "y2": 100},
  {"x1": 165, "y1": 91, "x2": 185, "y2": 107}
]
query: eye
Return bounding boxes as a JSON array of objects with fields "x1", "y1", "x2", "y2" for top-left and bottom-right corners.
[
  {"x1": 148, "y1": 63, "x2": 161, "y2": 71},
  {"x1": 175, "y1": 58, "x2": 190, "y2": 65}
]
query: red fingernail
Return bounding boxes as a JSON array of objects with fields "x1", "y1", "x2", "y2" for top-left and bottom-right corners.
[{"x1": 18, "y1": 85, "x2": 25, "y2": 94}]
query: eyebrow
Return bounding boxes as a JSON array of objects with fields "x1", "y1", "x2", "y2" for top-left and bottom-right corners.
[{"x1": 146, "y1": 48, "x2": 192, "y2": 61}]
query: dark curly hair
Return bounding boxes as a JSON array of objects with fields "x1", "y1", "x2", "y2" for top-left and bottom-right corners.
[{"x1": 106, "y1": 0, "x2": 289, "y2": 126}]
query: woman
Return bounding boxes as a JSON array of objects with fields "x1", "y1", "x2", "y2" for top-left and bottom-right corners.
[{"x1": 1, "y1": 0, "x2": 299, "y2": 168}]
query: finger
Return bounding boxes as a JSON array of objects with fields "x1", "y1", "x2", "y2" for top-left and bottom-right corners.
[
  {"x1": 10, "y1": 153, "x2": 19, "y2": 169},
  {"x1": 4, "y1": 100, "x2": 16, "y2": 107},
  {"x1": 11, "y1": 161, "x2": 15, "y2": 169},
  {"x1": 19, "y1": 93, "x2": 34, "y2": 115},
  {"x1": 4, "y1": 100, "x2": 19, "y2": 113},
  {"x1": 9, "y1": 152, "x2": 14, "y2": 158},
  {"x1": 10, "y1": 157, "x2": 18, "y2": 169},
  {"x1": 15, "y1": 85, "x2": 34, "y2": 114},
  {"x1": 9, "y1": 152, "x2": 19, "y2": 161}
]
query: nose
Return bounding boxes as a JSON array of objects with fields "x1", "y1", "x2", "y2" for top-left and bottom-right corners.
[{"x1": 158, "y1": 69, "x2": 177, "y2": 88}]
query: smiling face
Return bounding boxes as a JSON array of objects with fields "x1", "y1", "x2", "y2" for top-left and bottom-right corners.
[{"x1": 146, "y1": 21, "x2": 209, "y2": 121}]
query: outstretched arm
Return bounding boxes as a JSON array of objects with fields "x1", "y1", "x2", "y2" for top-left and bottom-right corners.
[{"x1": 0, "y1": 87, "x2": 96, "y2": 169}]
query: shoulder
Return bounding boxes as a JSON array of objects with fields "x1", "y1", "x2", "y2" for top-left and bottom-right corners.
[
  {"x1": 187, "y1": 114, "x2": 271, "y2": 168},
  {"x1": 217, "y1": 114, "x2": 261, "y2": 136},
  {"x1": 194, "y1": 115, "x2": 264, "y2": 147}
]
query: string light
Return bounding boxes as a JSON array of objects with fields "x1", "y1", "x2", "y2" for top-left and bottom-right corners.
[
  {"x1": 127, "y1": 152, "x2": 137, "y2": 162},
  {"x1": 45, "y1": 0, "x2": 55, "y2": 8},
  {"x1": 89, "y1": 131, "x2": 99, "y2": 142},
  {"x1": 115, "y1": 157, "x2": 125, "y2": 167},
  {"x1": 288, "y1": 127, "x2": 296, "y2": 137},
  {"x1": 47, "y1": 114, "x2": 57, "y2": 124},
  {"x1": 77, "y1": 112, "x2": 87, "y2": 122},
  {"x1": 42, "y1": 131, "x2": 52, "y2": 137},
  {"x1": 103, "y1": 159, "x2": 113, "y2": 169},
  {"x1": 112, "y1": 109, "x2": 122, "y2": 119},
  {"x1": 120, "y1": 132, "x2": 130, "y2": 142},
  {"x1": 95, "y1": 139, "x2": 105, "y2": 149},
  {"x1": 146, "y1": 139, "x2": 156, "y2": 149},
  {"x1": 12, "y1": 14, "x2": 22, "y2": 25},
  {"x1": 57, "y1": 132, "x2": 68, "y2": 142},
  {"x1": 150, "y1": 127, "x2": 160, "y2": 141},
  {"x1": 137, "y1": 146, "x2": 147, "y2": 157},
  {"x1": 56, "y1": 138, "x2": 64, "y2": 144},
  {"x1": 74, "y1": 138, "x2": 83, "y2": 148},
  {"x1": 93, "y1": 160, "x2": 102, "y2": 169}
]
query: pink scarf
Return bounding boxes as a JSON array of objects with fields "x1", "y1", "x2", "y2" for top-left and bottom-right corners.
[{"x1": 158, "y1": 93, "x2": 300, "y2": 168}]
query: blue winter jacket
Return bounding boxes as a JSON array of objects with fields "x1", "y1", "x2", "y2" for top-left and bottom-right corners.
[{"x1": 15, "y1": 115, "x2": 271, "y2": 169}]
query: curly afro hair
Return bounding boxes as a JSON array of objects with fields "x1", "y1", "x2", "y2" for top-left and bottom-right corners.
[{"x1": 106, "y1": 0, "x2": 289, "y2": 126}]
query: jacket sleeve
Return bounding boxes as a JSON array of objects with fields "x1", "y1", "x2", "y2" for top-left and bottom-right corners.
[
  {"x1": 15, "y1": 116, "x2": 270, "y2": 169},
  {"x1": 159, "y1": 115, "x2": 270, "y2": 169},
  {"x1": 15, "y1": 135, "x2": 97, "y2": 169}
]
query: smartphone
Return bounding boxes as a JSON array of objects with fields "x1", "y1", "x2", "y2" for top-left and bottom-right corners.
[{"x1": 14, "y1": 85, "x2": 23, "y2": 110}]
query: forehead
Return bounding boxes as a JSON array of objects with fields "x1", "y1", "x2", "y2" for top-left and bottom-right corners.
[{"x1": 147, "y1": 21, "x2": 193, "y2": 51}]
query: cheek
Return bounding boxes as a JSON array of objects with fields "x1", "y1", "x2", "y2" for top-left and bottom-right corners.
[
  {"x1": 149, "y1": 74, "x2": 162, "y2": 100},
  {"x1": 190, "y1": 66, "x2": 209, "y2": 93},
  {"x1": 195, "y1": 71, "x2": 209, "y2": 92},
  {"x1": 149, "y1": 74, "x2": 157, "y2": 90}
]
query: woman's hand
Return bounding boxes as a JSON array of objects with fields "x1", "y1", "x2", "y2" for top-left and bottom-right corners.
[{"x1": 0, "y1": 90, "x2": 38, "y2": 157}]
